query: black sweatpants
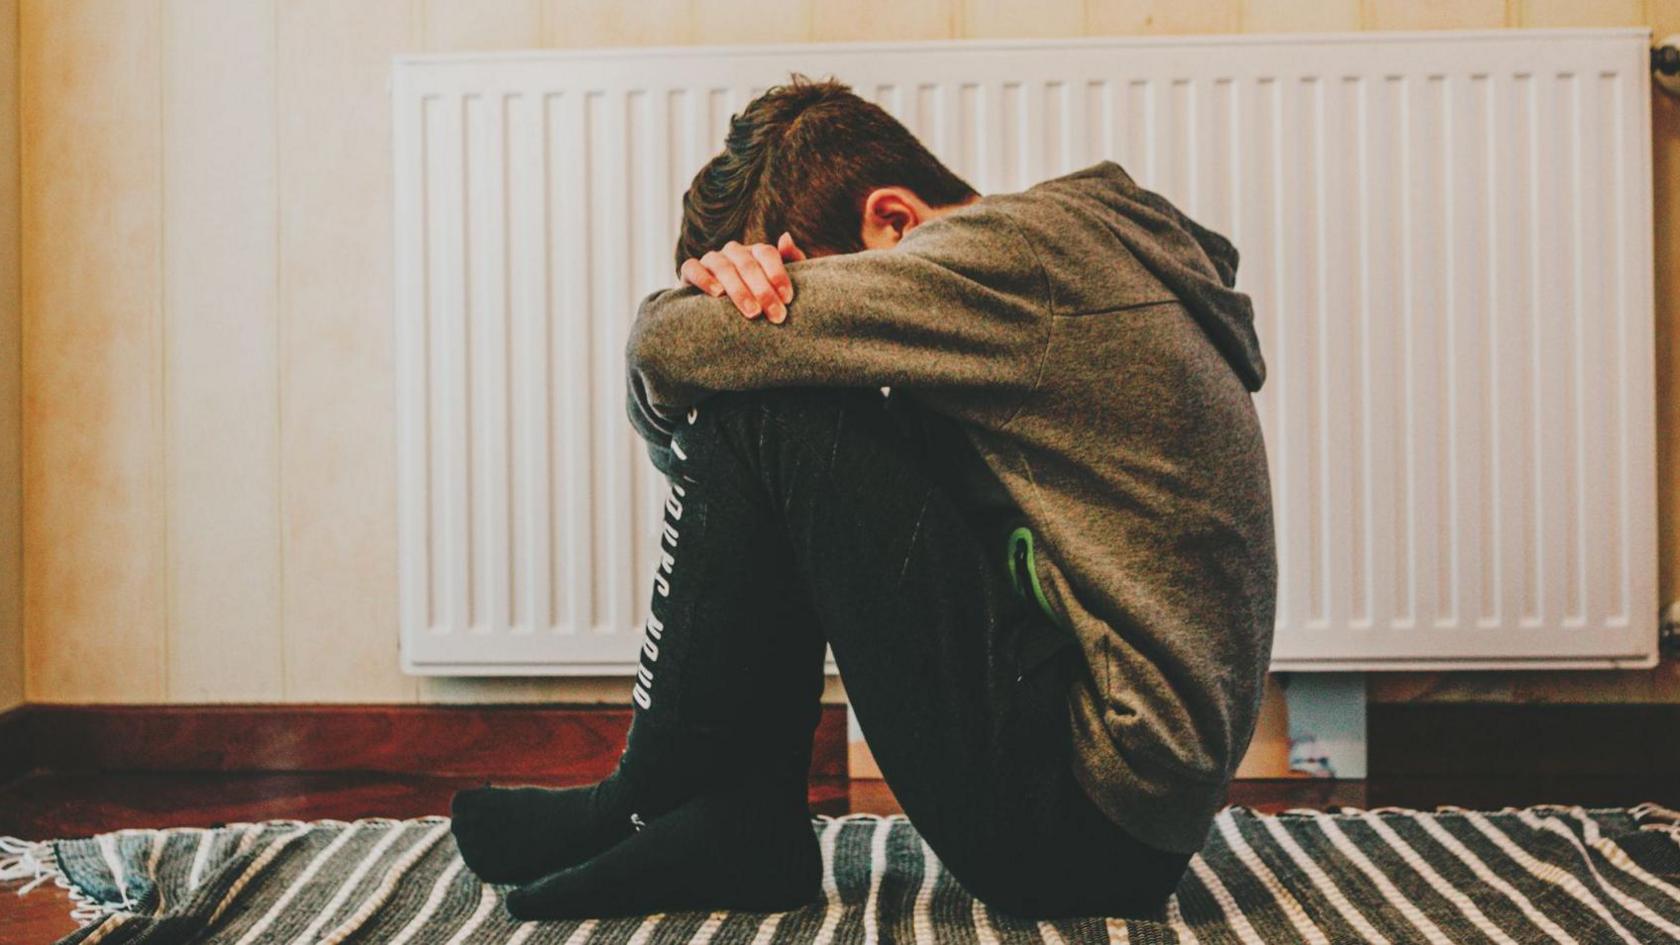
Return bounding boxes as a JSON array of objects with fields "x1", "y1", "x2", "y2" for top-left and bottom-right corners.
[{"x1": 631, "y1": 386, "x2": 1190, "y2": 918}]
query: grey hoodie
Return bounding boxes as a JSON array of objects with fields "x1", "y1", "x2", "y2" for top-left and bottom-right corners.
[{"x1": 626, "y1": 161, "x2": 1277, "y2": 855}]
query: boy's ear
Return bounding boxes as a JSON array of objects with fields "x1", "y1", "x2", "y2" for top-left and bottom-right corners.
[{"x1": 859, "y1": 187, "x2": 922, "y2": 250}]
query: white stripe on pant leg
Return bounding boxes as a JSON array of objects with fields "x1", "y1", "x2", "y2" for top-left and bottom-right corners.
[
  {"x1": 633, "y1": 665, "x2": 654, "y2": 709},
  {"x1": 671, "y1": 439, "x2": 688, "y2": 461},
  {"x1": 639, "y1": 477, "x2": 688, "y2": 708}
]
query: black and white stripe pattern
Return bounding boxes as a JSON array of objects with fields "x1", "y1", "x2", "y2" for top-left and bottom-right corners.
[{"x1": 5, "y1": 806, "x2": 1679, "y2": 944}]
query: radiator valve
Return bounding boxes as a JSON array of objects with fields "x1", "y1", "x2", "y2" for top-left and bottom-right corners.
[
  {"x1": 1657, "y1": 36, "x2": 1680, "y2": 98},
  {"x1": 1660, "y1": 600, "x2": 1680, "y2": 656}
]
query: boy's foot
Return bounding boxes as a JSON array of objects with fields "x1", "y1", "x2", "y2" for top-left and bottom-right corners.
[
  {"x1": 450, "y1": 779, "x2": 635, "y2": 885},
  {"x1": 504, "y1": 781, "x2": 822, "y2": 920}
]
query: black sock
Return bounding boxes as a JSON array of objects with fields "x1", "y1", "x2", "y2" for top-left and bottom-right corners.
[
  {"x1": 503, "y1": 778, "x2": 822, "y2": 920},
  {"x1": 449, "y1": 775, "x2": 636, "y2": 885},
  {"x1": 450, "y1": 714, "x2": 796, "y2": 885}
]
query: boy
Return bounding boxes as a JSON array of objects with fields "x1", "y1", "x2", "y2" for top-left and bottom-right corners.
[{"x1": 450, "y1": 76, "x2": 1276, "y2": 921}]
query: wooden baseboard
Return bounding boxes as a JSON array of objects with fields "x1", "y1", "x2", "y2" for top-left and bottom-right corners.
[
  {"x1": 1368, "y1": 702, "x2": 1680, "y2": 780},
  {"x1": 1366, "y1": 701, "x2": 1680, "y2": 810},
  {"x1": 2, "y1": 703, "x2": 849, "y2": 785},
  {"x1": 6, "y1": 701, "x2": 1676, "y2": 811},
  {"x1": 0, "y1": 705, "x2": 31, "y2": 784},
  {"x1": 848, "y1": 702, "x2": 1680, "y2": 811}
]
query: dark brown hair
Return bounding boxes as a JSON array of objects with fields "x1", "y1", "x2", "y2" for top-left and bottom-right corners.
[{"x1": 674, "y1": 75, "x2": 978, "y2": 273}]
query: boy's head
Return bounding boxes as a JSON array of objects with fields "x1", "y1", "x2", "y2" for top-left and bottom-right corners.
[{"x1": 675, "y1": 76, "x2": 979, "y2": 273}]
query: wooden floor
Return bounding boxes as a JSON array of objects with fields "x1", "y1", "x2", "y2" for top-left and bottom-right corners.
[{"x1": 0, "y1": 773, "x2": 1362, "y2": 944}]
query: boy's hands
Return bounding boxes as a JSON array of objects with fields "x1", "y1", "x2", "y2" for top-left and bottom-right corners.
[{"x1": 678, "y1": 232, "x2": 806, "y2": 324}]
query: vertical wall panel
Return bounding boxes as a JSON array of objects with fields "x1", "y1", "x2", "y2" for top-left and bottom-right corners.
[
  {"x1": 813, "y1": 0, "x2": 955, "y2": 41},
  {"x1": 424, "y1": 0, "x2": 540, "y2": 50},
  {"x1": 277, "y1": 0, "x2": 419, "y2": 700},
  {"x1": 1365, "y1": 0, "x2": 1507, "y2": 31},
  {"x1": 538, "y1": 0, "x2": 694, "y2": 47},
  {"x1": 1519, "y1": 0, "x2": 1644, "y2": 28},
  {"x1": 161, "y1": 0, "x2": 284, "y2": 701},
  {"x1": 1087, "y1": 0, "x2": 1236, "y2": 35},
  {"x1": 21, "y1": 0, "x2": 167, "y2": 701},
  {"x1": 963, "y1": 0, "x2": 1082, "y2": 38},
  {"x1": 0, "y1": 0, "x2": 20, "y2": 711},
  {"x1": 1241, "y1": 0, "x2": 1360, "y2": 32}
]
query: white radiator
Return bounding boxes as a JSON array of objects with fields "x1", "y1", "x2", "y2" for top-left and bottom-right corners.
[{"x1": 392, "y1": 29, "x2": 1658, "y2": 675}]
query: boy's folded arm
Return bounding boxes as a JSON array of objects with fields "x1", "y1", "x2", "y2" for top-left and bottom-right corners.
[{"x1": 624, "y1": 208, "x2": 1050, "y2": 437}]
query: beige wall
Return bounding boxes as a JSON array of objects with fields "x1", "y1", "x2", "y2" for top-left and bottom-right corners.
[
  {"x1": 0, "y1": 0, "x2": 17, "y2": 714},
  {"x1": 15, "y1": 0, "x2": 1680, "y2": 711}
]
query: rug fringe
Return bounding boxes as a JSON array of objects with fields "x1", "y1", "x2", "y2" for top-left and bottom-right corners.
[
  {"x1": 1, "y1": 835, "x2": 125, "y2": 927},
  {"x1": 1630, "y1": 802, "x2": 1680, "y2": 824},
  {"x1": 0, "y1": 835, "x2": 59, "y2": 896}
]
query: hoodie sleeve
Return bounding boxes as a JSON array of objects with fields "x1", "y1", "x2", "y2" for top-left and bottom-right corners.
[{"x1": 625, "y1": 204, "x2": 1051, "y2": 449}]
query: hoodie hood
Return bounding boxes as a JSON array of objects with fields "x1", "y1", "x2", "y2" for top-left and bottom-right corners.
[{"x1": 1051, "y1": 161, "x2": 1267, "y2": 392}]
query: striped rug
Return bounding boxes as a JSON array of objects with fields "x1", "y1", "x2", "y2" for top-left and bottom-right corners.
[{"x1": 5, "y1": 805, "x2": 1680, "y2": 944}]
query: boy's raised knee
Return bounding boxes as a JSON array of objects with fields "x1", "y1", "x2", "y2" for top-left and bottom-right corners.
[
  {"x1": 674, "y1": 388, "x2": 888, "y2": 462},
  {"x1": 686, "y1": 387, "x2": 883, "y2": 427}
]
